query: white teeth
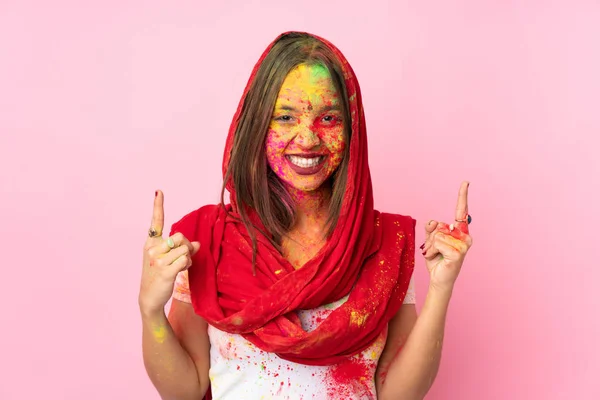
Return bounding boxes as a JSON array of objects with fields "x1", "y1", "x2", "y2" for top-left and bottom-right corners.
[{"x1": 288, "y1": 155, "x2": 324, "y2": 168}]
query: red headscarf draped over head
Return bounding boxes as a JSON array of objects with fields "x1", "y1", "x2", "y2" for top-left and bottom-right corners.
[{"x1": 170, "y1": 32, "x2": 415, "y2": 366}]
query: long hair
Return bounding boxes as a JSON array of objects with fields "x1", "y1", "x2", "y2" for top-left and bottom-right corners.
[{"x1": 221, "y1": 32, "x2": 352, "y2": 265}]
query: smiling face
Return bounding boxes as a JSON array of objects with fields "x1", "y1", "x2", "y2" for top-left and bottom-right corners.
[{"x1": 265, "y1": 63, "x2": 346, "y2": 192}]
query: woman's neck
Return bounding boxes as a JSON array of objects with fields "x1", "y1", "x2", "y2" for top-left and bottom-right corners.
[{"x1": 286, "y1": 184, "x2": 331, "y2": 231}]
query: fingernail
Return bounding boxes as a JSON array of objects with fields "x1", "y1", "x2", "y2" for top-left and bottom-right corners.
[
  {"x1": 155, "y1": 190, "x2": 158, "y2": 197},
  {"x1": 449, "y1": 224, "x2": 455, "y2": 231},
  {"x1": 421, "y1": 251, "x2": 426, "y2": 256},
  {"x1": 419, "y1": 243, "x2": 425, "y2": 250}
]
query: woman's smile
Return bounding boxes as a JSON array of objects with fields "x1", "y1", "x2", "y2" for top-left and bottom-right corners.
[{"x1": 285, "y1": 154, "x2": 328, "y2": 175}]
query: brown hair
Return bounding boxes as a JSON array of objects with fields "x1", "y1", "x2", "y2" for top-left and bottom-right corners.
[{"x1": 221, "y1": 32, "x2": 352, "y2": 265}]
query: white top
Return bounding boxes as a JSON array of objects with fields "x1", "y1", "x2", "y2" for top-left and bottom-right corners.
[{"x1": 173, "y1": 271, "x2": 416, "y2": 399}]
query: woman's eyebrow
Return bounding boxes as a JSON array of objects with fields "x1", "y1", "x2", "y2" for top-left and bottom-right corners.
[
  {"x1": 275, "y1": 104, "x2": 299, "y2": 112},
  {"x1": 317, "y1": 104, "x2": 342, "y2": 113},
  {"x1": 274, "y1": 104, "x2": 341, "y2": 112}
]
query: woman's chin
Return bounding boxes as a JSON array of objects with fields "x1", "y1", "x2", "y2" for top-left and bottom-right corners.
[{"x1": 282, "y1": 177, "x2": 328, "y2": 193}]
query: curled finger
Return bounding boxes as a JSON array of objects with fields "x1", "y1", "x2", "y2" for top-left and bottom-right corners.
[
  {"x1": 149, "y1": 233, "x2": 197, "y2": 258},
  {"x1": 422, "y1": 222, "x2": 450, "y2": 254},
  {"x1": 151, "y1": 243, "x2": 190, "y2": 268},
  {"x1": 420, "y1": 220, "x2": 439, "y2": 251},
  {"x1": 170, "y1": 254, "x2": 192, "y2": 274},
  {"x1": 422, "y1": 230, "x2": 445, "y2": 260}
]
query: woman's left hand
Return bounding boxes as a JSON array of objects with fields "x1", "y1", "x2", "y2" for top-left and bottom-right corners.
[{"x1": 421, "y1": 181, "x2": 473, "y2": 292}]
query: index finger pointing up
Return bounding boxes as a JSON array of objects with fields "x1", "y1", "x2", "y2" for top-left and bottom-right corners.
[
  {"x1": 151, "y1": 190, "x2": 165, "y2": 237},
  {"x1": 455, "y1": 181, "x2": 470, "y2": 222}
]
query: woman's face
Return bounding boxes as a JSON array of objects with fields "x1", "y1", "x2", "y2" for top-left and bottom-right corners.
[{"x1": 266, "y1": 63, "x2": 346, "y2": 192}]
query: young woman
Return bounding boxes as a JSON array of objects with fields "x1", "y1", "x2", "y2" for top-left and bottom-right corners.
[{"x1": 139, "y1": 32, "x2": 472, "y2": 400}]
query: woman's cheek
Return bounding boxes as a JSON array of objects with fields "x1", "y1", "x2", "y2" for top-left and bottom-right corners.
[
  {"x1": 265, "y1": 129, "x2": 286, "y2": 154},
  {"x1": 329, "y1": 154, "x2": 343, "y2": 170},
  {"x1": 323, "y1": 129, "x2": 346, "y2": 155}
]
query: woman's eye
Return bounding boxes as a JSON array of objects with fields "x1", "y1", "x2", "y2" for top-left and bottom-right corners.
[
  {"x1": 322, "y1": 115, "x2": 339, "y2": 123},
  {"x1": 275, "y1": 115, "x2": 293, "y2": 122}
]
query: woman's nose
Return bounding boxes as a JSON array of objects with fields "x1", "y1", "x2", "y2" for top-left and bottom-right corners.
[{"x1": 295, "y1": 128, "x2": 320, "y2": 150}]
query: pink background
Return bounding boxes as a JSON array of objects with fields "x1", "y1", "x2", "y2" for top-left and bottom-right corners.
[{"x1": 1, "y1": 1, "x2": 598, "y2": 399}]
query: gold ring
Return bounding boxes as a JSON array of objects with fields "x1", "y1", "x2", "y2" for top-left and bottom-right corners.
[{"x1": 455, "y1": 214, "x2": 472, "y2": 224}]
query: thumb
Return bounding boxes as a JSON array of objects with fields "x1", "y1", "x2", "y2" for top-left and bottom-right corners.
[{"x1": 191, "y1": 241, "x2": 201, "y2": 255}]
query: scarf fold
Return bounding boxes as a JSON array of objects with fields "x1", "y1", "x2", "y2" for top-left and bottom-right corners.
[{"x1": 170, "y1": 32, "x2": 415, "y2": 366}]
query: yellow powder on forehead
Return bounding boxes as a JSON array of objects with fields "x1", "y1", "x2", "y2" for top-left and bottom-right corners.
[
  {"x1": 275, "y1": 64, "x2": 338, "y2": 110},
  {"x1": 289, "y1": 63, "x2": 331, "y2": 84}
]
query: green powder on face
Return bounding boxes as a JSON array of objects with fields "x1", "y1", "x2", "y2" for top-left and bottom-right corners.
[{"x1": 308, "y1": 63, "x2": 331, "y2": 83}]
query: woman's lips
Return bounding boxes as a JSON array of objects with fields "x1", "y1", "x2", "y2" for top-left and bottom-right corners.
[{"x1": 285, "y1": 154, "x2": 327, "y2": 175}]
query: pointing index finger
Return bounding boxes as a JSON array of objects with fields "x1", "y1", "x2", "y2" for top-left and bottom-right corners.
[
  {"x1": 454, "y1": 181, "x2": 469, "y2": 222},
  {"x1": 151, "y1": 190, "x2": 165, "y2": 237}
]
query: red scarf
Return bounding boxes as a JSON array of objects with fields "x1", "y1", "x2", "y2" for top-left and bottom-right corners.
[{"x1": 171, "y1": 32, "x2": 415, "y2": 366}]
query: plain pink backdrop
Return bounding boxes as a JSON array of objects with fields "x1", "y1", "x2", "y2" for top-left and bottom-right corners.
[{"x1": 1, "y1": 1, "x2": 598, "y2": 399}]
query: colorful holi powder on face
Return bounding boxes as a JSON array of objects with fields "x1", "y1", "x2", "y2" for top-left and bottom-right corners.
[
  {"x1": 308, "y1": 63, "x2": 330, "y2": 80},
  {"x1": 265, "y1": 63, "x2": 346, "y2": 193}
]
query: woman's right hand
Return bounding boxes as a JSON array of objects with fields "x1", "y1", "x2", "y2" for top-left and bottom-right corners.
[{"x1": 139, "y1": 190, "x2": 200, "y2": 317}]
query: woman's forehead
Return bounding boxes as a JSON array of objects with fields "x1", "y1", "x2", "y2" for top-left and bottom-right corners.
[
  {"x1": 276, "y1": 64, "x2": 338, "y2": 106},
  {"x1": 282, "y1": 64, "x2": 334, "y2": 89}
]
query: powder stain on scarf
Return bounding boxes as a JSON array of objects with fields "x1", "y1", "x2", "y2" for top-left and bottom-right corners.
[{"x1": 350, "y1": 310, "x2": 368, "y2": 327}]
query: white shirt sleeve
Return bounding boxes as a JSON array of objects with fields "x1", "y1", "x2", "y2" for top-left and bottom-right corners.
[{"x1": 403, "y1": 274, "x2": 416, "y2": 304}]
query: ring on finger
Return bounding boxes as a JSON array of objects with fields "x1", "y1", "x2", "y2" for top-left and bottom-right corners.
[
  {"x1": 167, "y1": 237, "x2": 175, "y2": 249},
  {"x1": 148, "y1": 227, "x2": 162, "y2": 238},
  {"x1": 455, "y1": 214, "x2": 472, "y2": 224}
]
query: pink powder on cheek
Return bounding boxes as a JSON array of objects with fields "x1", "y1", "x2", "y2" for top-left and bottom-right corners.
[
  {"x1": 265, "y1": 129, "x2": 289, "y2": 172},
  {"x1": 265, "y1": 129, "x2": 287, "y2": 151}
]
